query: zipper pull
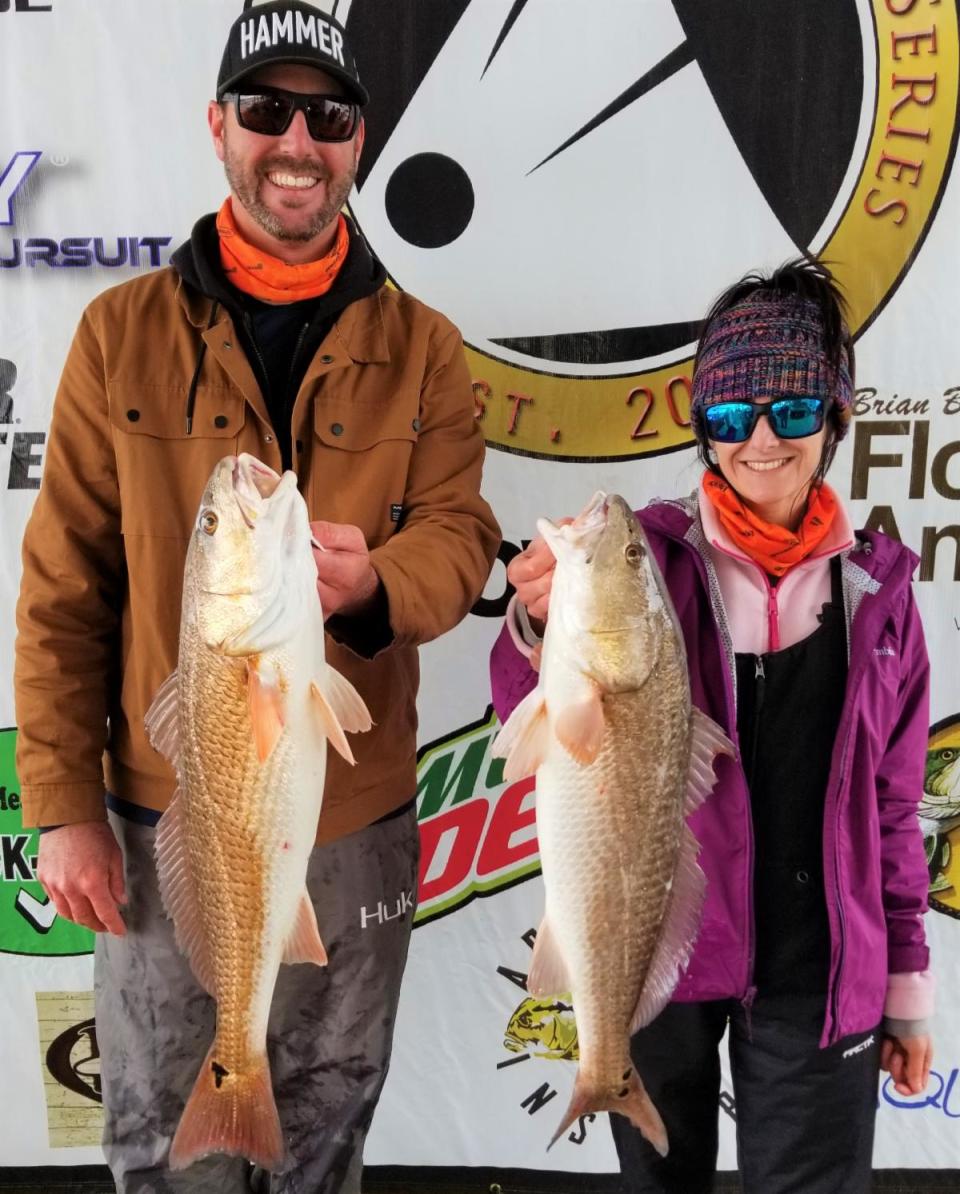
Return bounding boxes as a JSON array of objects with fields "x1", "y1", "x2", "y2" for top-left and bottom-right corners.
[{"x1": 755, "y1": 657, "x2": 765, "y2": 681}]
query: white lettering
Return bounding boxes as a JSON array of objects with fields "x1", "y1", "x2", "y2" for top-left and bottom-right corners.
[
  {"x1": 254, "y1": 14, "x2": 271, "y2": 52},
  {"x1": 360, "y1": 891, "x2": 415, "y2": 928},
  {"x1": 295, "y1": 11, "x2": 317, "y2": 48},
  {"x1": 330, "y1": 26, "x2": 344, "y2": 65},
  {"x1": 317, "y1": 18, "x2": 332, "y2": 55},
  {"x1": 0, "y1": 152, "x2": 41, "y2": 227},
  {"x1": 842, "y1": 1033, "x2": 876, "y2": 1059},
  {"x1": 240, "y1": 17, "x2": 255, "y2": 59},
  {"x1": 272, "y1": 11, "x2": 293, "y2": 43}
]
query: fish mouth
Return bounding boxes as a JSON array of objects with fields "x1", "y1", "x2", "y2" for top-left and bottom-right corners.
[{"x1": 231, "y1": 456, "x2": 293, "y2": 528}]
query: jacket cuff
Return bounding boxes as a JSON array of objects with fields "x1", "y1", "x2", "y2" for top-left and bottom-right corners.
[
  {"x1": 883, "y1": 1015, "x2": 930, "y2": 1040},
  {"x1": 884, "y1": 970, "x2": 935, "y2": 1020},
  {"x1": 324, "y1": 582, "x2": 394, "y2": 660},
  {"x1": 18, "y1": 782, "x2": 108, "y2": 829}
]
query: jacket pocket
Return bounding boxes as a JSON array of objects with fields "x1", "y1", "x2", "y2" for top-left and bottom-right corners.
[
  {"x1": 107, "y1": 382, "x2": 246, "y2": 538},
  {"x1": 310, "y1": 397, "x2": 419, "y2": 547}
]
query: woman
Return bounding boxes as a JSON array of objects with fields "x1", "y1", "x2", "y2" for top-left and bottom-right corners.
[{"x1": 489, "y1": 261, "x2": 933, "y2": 1193}]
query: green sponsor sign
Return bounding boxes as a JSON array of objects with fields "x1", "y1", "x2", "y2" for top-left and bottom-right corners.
[{"x1": 0, "y1": 728, "x2": 94, "y2": 956}]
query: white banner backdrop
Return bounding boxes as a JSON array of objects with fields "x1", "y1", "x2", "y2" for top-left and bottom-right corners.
[{"x1": 1, "y1": 0, "x2": 958, "y2": 1175}]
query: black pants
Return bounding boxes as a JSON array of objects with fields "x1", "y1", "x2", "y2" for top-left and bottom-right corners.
[{"x1": 610, "y1": 996, "x2": 880, "y2": 1194}]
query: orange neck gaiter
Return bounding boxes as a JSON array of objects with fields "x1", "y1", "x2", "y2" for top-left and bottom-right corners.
[
  {"x1": 701, "y1": 472, "x2": 838, "y2": 579},
  {"x1": 216, "y1": 199, "x2": 349, "y2": 304}
]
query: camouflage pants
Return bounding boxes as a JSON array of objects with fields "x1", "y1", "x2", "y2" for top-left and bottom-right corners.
[{"x1": 95, "y1": 805, "x2": 418, "y2": 1194}]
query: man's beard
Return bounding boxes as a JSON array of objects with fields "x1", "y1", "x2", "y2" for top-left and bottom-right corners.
[{"x1": 223, "y1": 137, "x2": 356, "y2": 243}]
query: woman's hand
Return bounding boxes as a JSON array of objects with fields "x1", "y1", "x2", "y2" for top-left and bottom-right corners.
[
  {"x1": 880, "y1": 1033, "x2": 933, "y2": 1097},
  {"x1": 507, "y1": 518, "x2": 572, "y2": 625}
]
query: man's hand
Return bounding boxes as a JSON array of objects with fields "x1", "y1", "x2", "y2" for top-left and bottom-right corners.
[
  {"x1": 37, "y1": 821, "x2": 127, "y2": 936},
  {"x1": 506, "y1": 518, "x2": 572, "y2": 625},
  {"x1": 310, "y1": 521, "x2": 380, "y2": 619},
  {"x1": 880, "y1": 1033, "x2": 933, "y2": 1097}
]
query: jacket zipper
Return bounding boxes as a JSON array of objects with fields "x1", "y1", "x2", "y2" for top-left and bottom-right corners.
[
  {"x1": 284, "y1": 322, "x2": 311, "y2": 435},
  {"x1": 740, "y1": 653, "x2": 766, "y2": 1031}
]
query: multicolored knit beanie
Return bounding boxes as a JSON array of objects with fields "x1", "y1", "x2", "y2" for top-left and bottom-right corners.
[{"x1": 690, "y1": 291, "x2": 854, "y2": 442}]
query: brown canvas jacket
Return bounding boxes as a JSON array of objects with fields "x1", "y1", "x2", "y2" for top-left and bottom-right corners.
[{"x1": 14, "y1": 266, "x2": 500, "y2": 842}]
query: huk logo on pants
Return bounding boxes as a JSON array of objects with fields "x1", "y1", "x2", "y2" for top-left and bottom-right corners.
[{"x1": 359, "y1": 891, "x2": 414, "y2": 929}]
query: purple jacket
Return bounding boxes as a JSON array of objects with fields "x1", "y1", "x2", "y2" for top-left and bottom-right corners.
[{"x1": 489, "y1": 498, "x2": 931, "y2": 1047}]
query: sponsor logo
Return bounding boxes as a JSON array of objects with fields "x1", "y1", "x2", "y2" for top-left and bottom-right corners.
[
  {"x1": 881, "y1": 1062, "x2": 960, "y2": 1116},
  {"x1": 344, "y1": 0, "x2": 959, "y2": 462},
  {"x1": 414, "y1": 706, "x2": 539, "y2": 926},
  {"x1": 0, "y1": 361, "x2": 50, "y2": 490},
  {"x1": 922, "y1": 715, "x2": 960, "y2": 918},
  {"x1": 0, "y1": 730, "x2": 94, "y2": 956},
  {"x1": 238, "y1": 8, "x2": 345, "y2": 65},
  {"x1": 0, "y1": 151, "x2": 172, "y2": 270},
  {"x1": 36, "y1": 992, "x2": 104, "y2": 1149},
  {"x1": 359, "y1": 890, "x2": 414, "y2": 928},
  {"x1": 842, "y1": 1033, "x2": 876, "y2": 1059}
]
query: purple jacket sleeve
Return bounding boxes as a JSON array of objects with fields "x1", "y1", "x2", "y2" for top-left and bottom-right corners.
[
  {"x1": 490, "y1": 617, "x2": 539, "y2": 724},
  {"x1": 877, "y1": 588, "x2": 931, "y2": 974}
]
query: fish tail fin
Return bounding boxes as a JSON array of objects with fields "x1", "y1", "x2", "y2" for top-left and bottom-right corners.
[
  {"x1": 169, "y1": 1045, "x2": 284, "y2": 1172},
  {"x1": 547, "y1": 1069, "x2": 668, "y2": 1158}
]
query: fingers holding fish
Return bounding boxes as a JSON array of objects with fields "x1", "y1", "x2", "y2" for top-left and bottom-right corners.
[{"x1": 310, "y1": 519, "x2": 380, "y2": 618}]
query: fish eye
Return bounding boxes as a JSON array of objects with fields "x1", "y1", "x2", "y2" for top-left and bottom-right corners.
[
  {"x1": 942, "y1": 749, "x2": 956, "y2": 761},
  {"x1": 625, "y1": 542, "x2": 643, "y2": 565},
  {"x1": 199, "y1": 510, "x2": 219, "y2": 536}
]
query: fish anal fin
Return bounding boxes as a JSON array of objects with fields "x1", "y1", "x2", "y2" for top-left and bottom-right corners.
[
  {"x1": 491, "y1": 687, "x2": 549, "y2": 784},
  {"x1": 629, "y1": 824, "x2": 705, "y2": 1034},
  {"x1": 554, "y1": 684, "x2": 605, "y2": 767},
  {"x1": 282, "y1": 890, "x2": 328, "y2": 966},
  {"x1": 145, "y1": 671, "x2": 180, "y2": 765},
  {"x1": 169, "y1": 1045, "x2": 284, "y2": 1172},
  {"x1": 155, "y1": 795, "x2": 216, "y2": 996},
  {"x1": 246, "y1": 659, "x2": 285, "y2": 763},
  {"x1": 527, "y1": 916, "x2": 571, "y2": 998},
  {"x1": 685, "y1": 706, "x2": 735, "y2": 814},
  {"x1": 310, "y1": 681, "x2": 355, "y2": 765}
]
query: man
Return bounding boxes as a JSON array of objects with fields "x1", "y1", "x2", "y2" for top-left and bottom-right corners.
[{"x1": 14, "y1": 3, "x2": 500, "y2": 1191}]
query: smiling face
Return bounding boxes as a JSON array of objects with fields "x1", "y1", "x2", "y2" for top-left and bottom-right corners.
[
  {"x1": 209, "y1": 63, "x2": 364, "y2": 263},
  {"x1": 710, "y1": 398, "x2": 828, "y2": 529}
]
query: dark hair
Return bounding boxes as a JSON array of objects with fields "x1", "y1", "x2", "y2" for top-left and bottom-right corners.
[{"x1": 693, "y1": 258, "x2": 854, "y2": 488}]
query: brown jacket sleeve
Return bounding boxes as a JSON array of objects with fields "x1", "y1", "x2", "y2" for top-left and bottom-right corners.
[
  {"x1": 364, "y1": 323, "x2": 500, "y2": 651},
  {"x1": 14, "y1": 303, "x2": 123, "y2": 828}
]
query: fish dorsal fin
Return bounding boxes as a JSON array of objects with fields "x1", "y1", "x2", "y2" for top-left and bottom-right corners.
[
  {"x1": 317, "y1": 665, "x2": 373, "y2": 736},
  {"x1": 491, "y1": 687, "x2": 549, "y2": 784},
  {"x1": 310, "y1": 681, "x2": 356, "y2": 765},
  {"x1": 685, "y1": 706, "x2": 735, "y2": 814},
  {"x1": 282, "y1": 889, "x2": 328, "y2": 966},
  {"x1": 145, "y1": 671, "x2": 180, "y2": 766},
  {"x1": 629, "y1": 822, "x2": 706, "y2": 1033},
  {"x1": 155, "y1": 793, "x2": 216, "y2": 996},
  {"x1": 247, "y1": 658, "x2": 285, "y2": 763},
  {"x1": 553, "y1": 682, "x2": 605, "y2": 767},
  {"x1": 526, "y1": 916, "x2": 572, "y2": 998}
]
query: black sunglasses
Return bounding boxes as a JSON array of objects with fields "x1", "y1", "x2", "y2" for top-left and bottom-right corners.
[
  {"x1": 222, "y1": 86, "x2": 360, "y2": 143},
  {"x1": 704, "y1": 397, "x2": 826, "y2": 444}
]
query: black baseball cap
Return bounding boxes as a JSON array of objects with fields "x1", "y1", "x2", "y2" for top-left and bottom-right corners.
[{"x1": 217, "y1": 1, "x2": 368, "y2": 106}]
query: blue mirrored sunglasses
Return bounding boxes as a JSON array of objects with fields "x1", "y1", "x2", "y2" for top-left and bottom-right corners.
[{"x1": 703, "y1": 397, "x2": 826, "y2": 444}]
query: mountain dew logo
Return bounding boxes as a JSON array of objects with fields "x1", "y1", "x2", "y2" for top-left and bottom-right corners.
[
  {"x1": 415, "y1": 706, "x2": 540, "y2": 925},
  {"x1": 0, "y1": 729, "x2": 93, "y2": 956}
]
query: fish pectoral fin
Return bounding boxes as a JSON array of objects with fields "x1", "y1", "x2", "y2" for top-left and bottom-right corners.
[
  {"x1": 685, "y1": 706, "x2": 736, "y2": 813},
  {"x1": 492, "y1": 688, "x2": 550, "y2": 784},
  {"x1": 553, "y1": 684, "x2": 605, "y2": 767},
  {"x1": 247, "y1": 659, "x2": 285, "y2": 763},
  {"x1": 310, "y1": 682, "x2": 356, "y2": 765},
  {"x1": 145, "y1": 670, "x2": 180, "y2": 765},
  {"x1": 155, "y1": 794, "x2": 216, "y2": 996},
  {"x1": 316, "y1": 665, "x2": 373, "y2": 735},
  {"x1": 282, "y1": 890, "x2": 328, "y2": 967},
  {"x1": 527, "y1": 916, "x2": 572, "y2": 998},
  {"x1": 629, "y1": 823, "x2": 705, "y2": 1033}
]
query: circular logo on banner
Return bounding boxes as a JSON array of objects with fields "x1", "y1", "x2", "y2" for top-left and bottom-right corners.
[
  {"x1": 923, "y1": 714, "x2": 960, "y2": 919},
  {"x1": 343, "y1": 0, "x2": 959, "y2": 461}
]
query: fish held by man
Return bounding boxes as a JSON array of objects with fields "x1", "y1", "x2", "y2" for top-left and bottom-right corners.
[
  {"x1": 493, "y1": 492, "x2": 732, "y2": 1156},
  {"x1": 145, "y1": 453, "x2": 372, "y2": 1172}
]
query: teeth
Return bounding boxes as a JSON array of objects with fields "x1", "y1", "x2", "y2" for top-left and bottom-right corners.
[
  {"x1": 267, "y1": 172, "x2": 319, "y2": 189},
  {"x1": 744, "y1": 459, "x2": 790, "y2": 472}
]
